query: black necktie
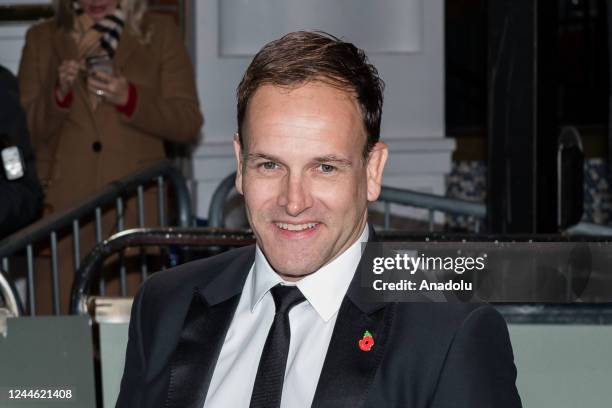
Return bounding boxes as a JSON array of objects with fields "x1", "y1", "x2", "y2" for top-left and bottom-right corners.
[{"x1": 250, "y1": 284, "x2": 306, "y2": 408}]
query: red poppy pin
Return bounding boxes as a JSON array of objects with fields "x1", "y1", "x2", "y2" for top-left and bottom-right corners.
[{"x1": 358, "y1": 330, "x2": 375, "y2": 352}]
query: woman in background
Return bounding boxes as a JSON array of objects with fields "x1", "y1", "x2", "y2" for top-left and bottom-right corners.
[{"x1": 18, "y1": 0, "x2": 203, "y2": 313}]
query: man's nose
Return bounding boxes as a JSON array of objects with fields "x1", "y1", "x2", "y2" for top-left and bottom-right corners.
[{"x1": 277, "y1": 173, "x2": 313, "y2": 216}]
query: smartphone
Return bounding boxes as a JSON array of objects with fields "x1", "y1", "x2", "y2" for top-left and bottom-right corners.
[{"x1": 86, "y1": 54, "x2": 114, "y2": 82}]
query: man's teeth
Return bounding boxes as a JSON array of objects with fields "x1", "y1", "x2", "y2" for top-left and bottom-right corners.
[{"x1": 275, "y1": 222, "x2": 317, "y2": 231}]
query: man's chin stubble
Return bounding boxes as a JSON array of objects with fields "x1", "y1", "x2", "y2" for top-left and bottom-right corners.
[{"x1": 274, "y1": 268, "x2": 319, "y2": 282}]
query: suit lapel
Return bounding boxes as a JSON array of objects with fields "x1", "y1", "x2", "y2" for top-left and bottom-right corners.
[
  {"x1": 163, "y1": 246, "x2": 255, "y2": 408},
  {"x1": 312, "y1": 299, "x2": 395, "y2": 408},
  {"x1": 163, "y1": 291, "x2": 240, "y2": 408},
  {"x1": 312, "y1": 229, "x2": 396, "y2": 408}
]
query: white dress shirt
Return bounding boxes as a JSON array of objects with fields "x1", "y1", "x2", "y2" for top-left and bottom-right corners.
[{"x1": 203, "y1": 225, "x2": 369, "y2": 408}]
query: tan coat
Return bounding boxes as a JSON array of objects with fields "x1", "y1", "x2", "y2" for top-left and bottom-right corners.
[
  {"x1": 17, "y1": 14, "x2": 203, "y2": 313},
  {"x1": 18, "y1": 13, "x2": 203, "y2": 212}
]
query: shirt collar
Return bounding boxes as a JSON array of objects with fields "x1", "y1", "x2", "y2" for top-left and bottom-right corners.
[{"x1": 250, "y1": 224, "x2": 369, "y2": 322}]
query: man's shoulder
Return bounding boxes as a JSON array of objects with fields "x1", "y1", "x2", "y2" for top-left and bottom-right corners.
[
  {"x1": 130, "y1": 245, "x2": 254, "y2": 334},
  {"x1": 392, "y1": 301, "x2": 507, "y2": 338},
  {"x1": 140, "y1": 245, "x2": 255, "y2": 304},
  {"x1": 372, "y1": 304, "x2": 518, "y2": 407},
  {"x1": 382, "y1": 302, "x2": 512, "y2": 380}
]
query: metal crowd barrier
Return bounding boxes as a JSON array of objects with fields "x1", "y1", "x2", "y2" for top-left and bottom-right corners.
[
  {"x1": 70, "y1": 227, "x2": 255, "y2": 314},
  {"x1": 0, "y1": 160, "x2": 193, "y2": 316},
  {"x1": 564, "y1": 221, "x2": 612, "y2": 237},
  {"x1": 495, "y1": 304, "x2": 612, "y2": 324},
  {"x1": 208, "y1": 172, "x2": 238, "y2": 228},
  {"x1": 0, "y1": 268, "x2": 21, "y2": 317},
  {"x1": 377, "y1": 186, "x2": 486, "y2": 232}
]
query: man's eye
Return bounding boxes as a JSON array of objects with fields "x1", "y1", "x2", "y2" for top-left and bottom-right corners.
[
  {"x1": 319, "y1": 164, "x2": 336, "y2": 173},
  {"x1": 261, "y1": 162, "x2": 279, "y2": 170}
]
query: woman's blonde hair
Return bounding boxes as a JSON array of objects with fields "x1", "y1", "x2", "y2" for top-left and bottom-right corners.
[{"x1": 53, "y1": 0, "x2": 148, "y2": 39}]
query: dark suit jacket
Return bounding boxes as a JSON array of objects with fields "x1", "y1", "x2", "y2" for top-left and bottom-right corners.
[{"x1": 116, "y1": 245, "x2": 522, "y2": 408}]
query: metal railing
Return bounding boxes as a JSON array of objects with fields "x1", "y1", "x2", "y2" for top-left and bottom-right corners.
[
  {"x1": 377, "y1": 186, "x2": 486, "y2": 232},
  {"x1": 0, "y1": 160, "x2": 193, "y2": 315},
  {"x1": 0, "y1": 268, "x2": 22, "y2": 317},
  {"x1": 70, "y1": 227, "x2": 255, "y2": 314},
  {"x1": 208, "y1": 172, "x2": 238, "y2": 228},
  {"x1": 564, "y1": 221, "x2": 612, "y2": 237},
  {"x1": 495, "y1": 304, "x2": 612, "y2": 325},
  {"x1": 207, "y1": 171, "x2": 487, "y2": 232}
]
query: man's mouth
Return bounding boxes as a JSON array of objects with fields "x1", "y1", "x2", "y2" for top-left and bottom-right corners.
[{"x1": 274, "y1": 222, "x2": 318, "y2": 232}]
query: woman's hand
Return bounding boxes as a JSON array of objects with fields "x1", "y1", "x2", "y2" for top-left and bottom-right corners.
[
  {"x1": 87, "y1": 71, "x2": 130, "y2": 106},
  {"x1": 56, "y1": 59, "x2": 81, "y2": 100}
]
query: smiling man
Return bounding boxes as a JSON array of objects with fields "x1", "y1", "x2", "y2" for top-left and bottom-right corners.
[
  {"x1": 117, "y1": 32, "x2": 521, "y2": 408},
  {"x1": 235, "y1": 80, "x2": 386, "y2": 280}
]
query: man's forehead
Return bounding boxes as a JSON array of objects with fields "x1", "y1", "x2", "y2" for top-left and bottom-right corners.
[
  {"x1": 247, "y1": 82, "x2": 359, "y2": 112},
  {"x1": 243, "y1": 83, "x2": 365, "y2": 136}
]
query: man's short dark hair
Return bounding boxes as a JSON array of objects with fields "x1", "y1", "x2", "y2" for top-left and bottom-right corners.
[{"x1": 236, "y1": 31, "x2": 385, "y2": 158}]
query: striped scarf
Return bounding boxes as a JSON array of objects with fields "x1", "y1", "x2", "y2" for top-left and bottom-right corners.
[{"x1": 72, "y1": 1, "x2": 125, "y2": 58}]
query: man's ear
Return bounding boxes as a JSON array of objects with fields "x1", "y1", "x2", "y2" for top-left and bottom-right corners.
[
  {"x1": 366, "y1": 141, "x2": 388, "y2": 202},
  {"x1": 233, "y1": 133, "x2": 244, "y2": 195}
]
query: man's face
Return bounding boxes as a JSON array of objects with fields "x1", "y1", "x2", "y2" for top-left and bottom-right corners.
[{"x1": 234, "y1": 82, "x2": 387, "y2": 280}]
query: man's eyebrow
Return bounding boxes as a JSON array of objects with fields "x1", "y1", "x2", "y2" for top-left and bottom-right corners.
[
  {"x1": 243, "y1": 153, "x2": 282, "y2": 162},
  {"x1": 243, "y1": 153, "x2": 353, "y2": 167},
  {"x1": 312, "y1": 155, "x2": 353, "y2": 166}
]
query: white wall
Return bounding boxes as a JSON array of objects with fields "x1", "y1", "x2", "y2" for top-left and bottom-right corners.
[
  {"x1": 0, "y1": 23, "x2": 30, "y2": 75},
  {"x1": 192, "y1": 0, "x2": 454, "y2": 219},
  {"x1": 0, "y1": 1, "x2": 50, "y2": 74}
]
